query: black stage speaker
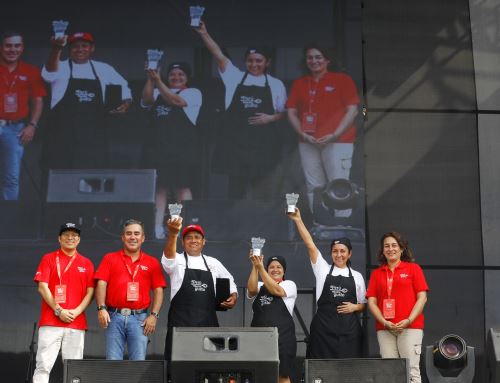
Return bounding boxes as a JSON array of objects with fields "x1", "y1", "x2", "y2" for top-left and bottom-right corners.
[
  {"x1": 305, "y1": 358, "x2": 409, "y2": 383},
  {"x1": 487, "y1": 328, "x2": 500, "y2": 383},
  {"x1": 45, "y1": 169, "x2": 156, "y2": 239},
  {"x1": 182, "y1": 199, "x2": 294, "y2": 241},
  {"x1": 63, "y1": 359, "x2": 167, "y2": 383},
  {"x1": 171, "y1": 327, "x2": 279, "y2": 383}
]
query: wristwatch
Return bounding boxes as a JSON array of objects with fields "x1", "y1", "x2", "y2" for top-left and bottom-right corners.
[
  {"x1": 54, "y1": 308, "x2": 62, "y2": 317},
  {"x1": 97, "y1": 305, "x2": 107, "y2": 311},
  {"x1": 150, "y1": 312, "x2": 160, "y2": 319}
]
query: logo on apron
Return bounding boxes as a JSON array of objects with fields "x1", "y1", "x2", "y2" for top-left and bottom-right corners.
[
  {"x1": 240, "y1": 95, "x2": 262, "y2": 109},
  {"x1": 156, "y1": 105, "x2": 172, "y2": 117},
  {"x1": 259, "y1": 295, "x2": 274, "y2": 306},
  {"x1": 75, "y1": 90, "x2": 96, "y2": 102},
  {"x1": 329, "y1": 285, "x2": 348, "y2": 297},
  {"x1": 191, "y1": 280, "x2": 208, "y2": 292}
]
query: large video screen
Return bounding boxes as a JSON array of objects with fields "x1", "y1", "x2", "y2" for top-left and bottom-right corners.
[{"x1": 1, "y1": 0, "x2": 365, "y2": 248}]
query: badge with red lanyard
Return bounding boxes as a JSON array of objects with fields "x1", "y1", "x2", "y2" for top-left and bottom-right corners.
[
  {"x1": 123, "y1": 253, "x2": 142, "y2": 301},
  {"x1": 54, "y1": 252, "x2": 78, "y2": 304},
  {"x1": 3, "y1": 73, "x2": 18, "y2": 113},
  {"x1": 382, "y1": 269, "x2": 396, "y2": 319},
  {"x1": 301, "y1": 78, "x2": 319, "y2": 134}
]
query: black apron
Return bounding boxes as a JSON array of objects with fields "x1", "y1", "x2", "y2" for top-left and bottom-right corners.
[
  {"x1": 307, "y1": 266, "x2": 362, "y2": 359},
  {"x1": 251, "y1": 284, "x2": 296, "y2": 377},
  {"x1": 164, "y1": 253, "x2": 219, "y2": 361},
  {"x1": 213, "y1": 72, "x2": 278, "y2": 179},
  {"x1": 142, "y1": 89, "x2": 198, "y2": 188},
  {"x1": 42, "y1": 60, "x2": 107, "y2": 169}
]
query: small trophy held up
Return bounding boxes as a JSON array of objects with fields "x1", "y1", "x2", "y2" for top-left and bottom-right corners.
[
  {"x1": 189, "y1": 6, "x2": 205, "y2": 27},
  {"x1": 251, "y1": 237, "x2": 266, "y2": 256},
  {"x1": 168, "y1": 203, "x2": 183, "y2": 219},
  {"x1": 146, "y1": 49, "x2": 164, "y2": 70},
  {"x1": 52, "y1": 20, "x2": 69, "y2": 39},
  {"x1": 285, "y1": 193, "x2": 299, "y2": 213}
]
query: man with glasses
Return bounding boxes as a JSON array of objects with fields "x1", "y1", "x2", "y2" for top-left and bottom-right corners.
[
  {"x1": 32, "y1": 223, "x2": 94, "y2": 383},
  {"x1": 95, "y1": 219, "x2": 167, "y2": 360}
]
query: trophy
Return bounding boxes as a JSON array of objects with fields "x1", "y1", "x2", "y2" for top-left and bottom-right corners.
[
  {"x1": 251, "y1": 237, "x2": 266, "y2": 256},
  {"x1": 189, "y1": 6, "x2": 205, "y2": 27},
  {"x1": 285, "y1": 193, "x2": 299, "y2": 213},
  {"x1": 168, "y1": 203, "x2": 183, "y2": 219},
  {"x1": 52, "y1": 20, "x2": 69, "y2": 39},
  {"x1": 146, "y1": 49, "x2": 164, "y2": 70}
]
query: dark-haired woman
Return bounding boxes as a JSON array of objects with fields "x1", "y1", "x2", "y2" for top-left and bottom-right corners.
[
  {"x1": 194, "y1": 21, "x2": 287, "y2": 199},
  {"x1": 288, "y1": 208, "x2": 366, "y2": 358},
  {"x1": 366, "y1": 232, "x2": 428, "y2": 383},
  {"x1": 141, "y1": 62, "x2": 202, "y2": 239},
  {"x1": 248, "y1": 253, "x2": 296, "y2": 383},
  {"x1": 286, "y1": 45, "x2": 359, "y2": 217}
]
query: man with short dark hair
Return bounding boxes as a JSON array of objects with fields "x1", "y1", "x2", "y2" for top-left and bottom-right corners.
[
  {"x1": 33, "y1": 223, "x2": 94, "y2": 383},
  {"x1": 162, "y1": 217, "x2": 238, "y2": 360},
  {"x1": 0, "y1": 30, "x2": 45, "y2": 200},
  {"x1": 95, "y1": 219, "x2": 167, "y2": 360},
  {"x1": 41, "y1": 31, "x2": 131, "y2": 170}
]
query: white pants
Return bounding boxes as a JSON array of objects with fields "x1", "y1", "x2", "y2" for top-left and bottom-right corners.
[
  {"x1": 32, "y1": 326, "x2": 85, "y2": 383},
  {"x1": 377, "y1": 329, "x2": 423, "y2": 383},
  {"x1": 298, "y1": 141, "x2": 354, "y2": 217}
]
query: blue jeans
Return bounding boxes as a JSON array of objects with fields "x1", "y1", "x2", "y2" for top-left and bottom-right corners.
[
  {"x1": 105, "y1": 312, "x2": 148, "y2": 360},
  {"x1": 0, "y1": 121, "x2": 24, "y2": 200}
]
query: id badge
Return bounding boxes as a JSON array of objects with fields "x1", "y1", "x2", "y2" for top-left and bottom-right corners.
[
  {"x1": 302, "y1": 112, "x2": 317, "y2": 134},
  {"x1": 382, "y1": 298, "x2": 396, "y2": 319},
  {"x1": 54, "y1": 284, "x2": 67, "y2": 304},
  {"x1": 127, "y1": 282, "x2": 139, "y2": 301},
  {"x1": 4, "y1": 93, "x2": 18, "y2": 113}
]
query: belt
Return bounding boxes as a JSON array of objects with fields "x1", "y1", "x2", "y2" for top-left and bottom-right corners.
[
  {"x1": 107, "y1": 306, "x2": 148, "y2": 316},
  {"x1": 0, "y1": 119, "x2": 23, "y2": 127}
]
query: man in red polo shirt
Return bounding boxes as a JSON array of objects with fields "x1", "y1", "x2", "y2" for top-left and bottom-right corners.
[
  {"x1": 95, "y1": 219, "x2": 167, "y2": 360},
  {"x1": 0, "y1": 30, "x2": 46, "y2": 200},
  {"x1": 32, "y1": 223, "x2": 94, "y2": 383}
]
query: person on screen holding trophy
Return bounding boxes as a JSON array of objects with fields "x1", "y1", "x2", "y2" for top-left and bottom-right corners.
[
  {"x1": 141, "y1": 54, "x2": 202, "y2": 240},
  {"x1": 161, "y1": 205, "x2": 238, "y2": 362},
  {"x1": 247, "y1": 243, "x2": 297, "y2": 383},
  {"x1": 286, "y1": 44, "x2": 360, "y2": 218},
  {"x1": 194, "y1": 19, "x2": 287, "y2": 199},
  {"x1": 288, "y1": 205, "x2": 366, "y2": 359},
  {"x1": 41, "y1": 24, "x2": 132, "y2": 170}
]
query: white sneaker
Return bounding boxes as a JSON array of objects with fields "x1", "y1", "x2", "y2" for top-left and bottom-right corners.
[{"x1": 155, "y1": 224, "x2": 165, "y2": 239}]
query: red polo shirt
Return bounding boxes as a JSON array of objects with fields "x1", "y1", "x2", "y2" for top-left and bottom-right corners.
[
  {"x1": 0, "y1": 61, "x2": 46, "y2": 120},
  {"x1": 34, "y1": 250, "x2": 95, "y2": 330},
  {"x1": 286, "y1": 71, "x2": 359, "y2": 142},
  {"x1": 94, "y1": 250, "x2": 167, "y2": 309},
  {"x1": 366, "y1": 261, "x2": 429, "y2": 330}
]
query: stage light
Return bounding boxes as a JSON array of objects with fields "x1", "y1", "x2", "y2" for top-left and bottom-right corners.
[
  {"x1": 321, "y1": 178, "x2": 363, "y2": 211},
  {"x1": 426, "y1": 334, "x2": 475, "y2": 383}
]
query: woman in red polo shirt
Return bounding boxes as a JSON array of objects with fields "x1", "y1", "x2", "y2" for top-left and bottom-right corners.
[
  {"x1": 366, "y1": 232, "x2": 429, "y2": 383},
  {"x1": 286, "y1": 45, "x2": 359, "y2": 217}
]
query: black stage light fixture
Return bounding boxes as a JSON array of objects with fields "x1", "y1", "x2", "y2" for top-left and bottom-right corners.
[
  {"x1": 426, "y1": 334, "x2": 475, "y2": 383},
  {"x1": 321, "y1": 178, "x2": 363, "y2": 211}
]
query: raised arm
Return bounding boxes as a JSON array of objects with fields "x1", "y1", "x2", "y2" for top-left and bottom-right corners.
[
  {"x1": 193, "y1": 21, "x2": 229, "y2": 72},
  {"x1": 142, "y1": 66, "x2": 188, "y2": 107},
  {"x1": 45, "y1": 36, "x2": 67, "y2": 72},
  {"x1": 163, "y1": 217, "x2": 183, "y2": 259},
  {"x1": 287, "y1": 208, "x2": 320, "y2": 263}
]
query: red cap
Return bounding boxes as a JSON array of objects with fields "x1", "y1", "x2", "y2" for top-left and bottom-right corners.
[
  {"x1": 182, "y1": 224, "x2": 205, "y2": 238},
  {"x1": 68, "y1": 32, "x2": 95, "y2": 44}
]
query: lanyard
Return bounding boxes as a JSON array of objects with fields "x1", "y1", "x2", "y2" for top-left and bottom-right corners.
[
  {"x1": 307, "y1": 77, "x2": 320, "y2": 114},
  {"x1": 2, "y1": 72, "x2": 18, "y2": 91},
  {"x1": 123, "y1": 252, "x2": 142, "y2": 282},
  {"x1": 386, "y1": 262, "x2": 400, "y2": 299},
  {"x1": 56, "y1": 251, "x2": 77, "y2": 285}
]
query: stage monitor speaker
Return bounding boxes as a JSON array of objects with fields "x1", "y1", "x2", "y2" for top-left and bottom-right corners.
[
  {"x1": 305, "y1": 358, "x2": 409, "y2": 383},
  {"x1": 63, "y1": 359, "x2": 166, "y2": 383},
  {"x1": 171, "y1": 327, "x2": 279, "y2": 383},
  {"x1": 488, "y1": 328, "x2": 500, "y2": 383},
  {"x1": 45, "y1": 169, "x2": 156, "y2": 239}
]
